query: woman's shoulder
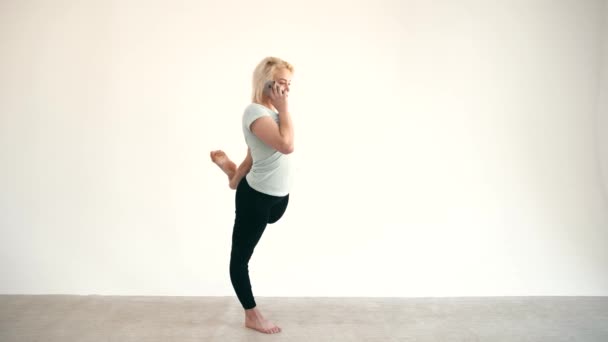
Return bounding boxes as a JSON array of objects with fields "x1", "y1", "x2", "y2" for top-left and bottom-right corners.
[
  {"x1": 242, "y1": 103, "x2": 258, "y2": 115},
  {"x1": 244, "y1": 103, "x2": 276, "y2": 116},
  {"x1": 246, "y1": 102, "x2": 267, "y2": 110},
  {"x1": 243, "y1": 103, "x2": 271, "y2": 124}
]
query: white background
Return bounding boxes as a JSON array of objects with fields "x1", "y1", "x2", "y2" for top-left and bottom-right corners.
[{"x1": 1, "y1": 0, "x2": 608, "y2": 296}]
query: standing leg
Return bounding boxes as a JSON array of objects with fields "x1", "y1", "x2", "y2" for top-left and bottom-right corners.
[
  {"x1": 230, "y1": 176, "x2": 272, "y2": 309},
  {"x1": 229, "y1": 177, "x2": 282, "y2": 334},
  {"x1": 229, "y1": 209, "x2": 269, "y2": 309}
]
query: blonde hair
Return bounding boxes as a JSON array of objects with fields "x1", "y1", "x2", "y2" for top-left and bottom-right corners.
[{"x1": 251, "y1": 56, "x2": 294, "y2": 104}]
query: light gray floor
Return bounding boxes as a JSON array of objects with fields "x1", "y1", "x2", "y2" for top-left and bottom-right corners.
[{"x1": 1, "y1": 295, "x2": 607, "y2": 341}]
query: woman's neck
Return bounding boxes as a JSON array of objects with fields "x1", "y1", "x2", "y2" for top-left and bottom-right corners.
[{"x1": 259, "y1": 100, "x2": 276, "y2": 112}]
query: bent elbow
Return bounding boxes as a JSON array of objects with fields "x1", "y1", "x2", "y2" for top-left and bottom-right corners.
[{"x1": 281, "y1": 142, "x2": 294, "y2": 155}]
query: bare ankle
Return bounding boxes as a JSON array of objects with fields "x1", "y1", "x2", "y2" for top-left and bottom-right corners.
[{"x1": 245, "y1": 307, "x2": 261, "y2": 318}]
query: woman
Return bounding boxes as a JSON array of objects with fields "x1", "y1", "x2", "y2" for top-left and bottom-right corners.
[{"x1": 210, "y1": 56, "x2": 294, "y2": 334}]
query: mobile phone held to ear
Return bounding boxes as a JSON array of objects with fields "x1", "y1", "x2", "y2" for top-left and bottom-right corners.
[{"x1": 263, "y1": 80, "x2": 275, "y2": 97}]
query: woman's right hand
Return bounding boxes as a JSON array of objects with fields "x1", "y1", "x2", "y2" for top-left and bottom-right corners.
[{"x1": 269, "y1": 82, "x2": 289, "y2": 113}]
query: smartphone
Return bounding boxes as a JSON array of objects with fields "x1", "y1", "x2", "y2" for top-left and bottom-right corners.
[{"x1": 263, "y1": 80, "x2": 275, "y2": 97}]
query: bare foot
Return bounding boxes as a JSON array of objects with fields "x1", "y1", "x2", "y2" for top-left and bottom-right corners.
[
  {"x1": 210, "y1": 150, "x2": 237, "y2": 180},
  {"x1": 244, "y1": 307, "x2": 282, "y2": 334}
]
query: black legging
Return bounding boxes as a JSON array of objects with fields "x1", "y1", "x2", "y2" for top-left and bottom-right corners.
[{"x1": 229, "y1": 175, "x2": 289, "y2": 310}]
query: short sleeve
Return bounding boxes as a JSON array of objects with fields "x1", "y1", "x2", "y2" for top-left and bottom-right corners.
[{"x1": 243, "y1": 105, "x2": 271, "y2": 133}]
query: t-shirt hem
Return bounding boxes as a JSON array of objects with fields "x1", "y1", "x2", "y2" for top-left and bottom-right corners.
[{"x1": 247, "y1": 179, "x2": 289, "y2": 197}]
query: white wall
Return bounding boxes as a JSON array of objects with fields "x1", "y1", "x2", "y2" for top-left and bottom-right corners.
[
  {"x1": 1, "y1": 0, "x2": 608, "y2": 297},
  {"x1": 599, "y1": 1, "x2": 608, "y2": 216}
]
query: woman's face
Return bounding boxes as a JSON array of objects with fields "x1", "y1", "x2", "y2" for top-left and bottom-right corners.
[{"x1": 273, "y1": 68, "x2": 292, "y2": 93}]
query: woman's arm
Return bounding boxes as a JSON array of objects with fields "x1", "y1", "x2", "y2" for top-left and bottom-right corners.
[
  {"x1": 229, "y1": 148, "x2": 253, "y2": 189},
  {"x1": 249, "y1": 88, "x2": 294, "y2": 154},
  {"x1": 250, "y1": 110, "x2": 294, "y2": 154}
]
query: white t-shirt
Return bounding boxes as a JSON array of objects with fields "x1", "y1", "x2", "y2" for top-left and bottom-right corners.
[{"x1": 242, "y1": 103, "x2": 292, "y2": 197}]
